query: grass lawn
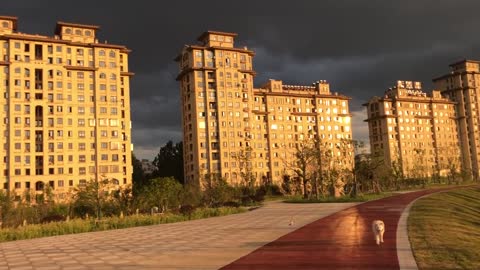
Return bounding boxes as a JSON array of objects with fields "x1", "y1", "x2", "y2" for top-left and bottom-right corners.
[
  {"x1": 408, "y1": 187, "x2": 480, "y2": 270},
  {"x1": 0, "y1": 207, "x2": 247, "y2": 243}
]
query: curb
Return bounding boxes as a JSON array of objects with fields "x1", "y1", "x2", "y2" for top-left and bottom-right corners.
[{"x1": 396, "y1": 199, "x2": 418, "y2": 270}]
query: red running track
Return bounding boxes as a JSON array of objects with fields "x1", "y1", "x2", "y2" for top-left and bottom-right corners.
[{"x1": 220, "y1": 187, "x2": 464, "y2": 270}]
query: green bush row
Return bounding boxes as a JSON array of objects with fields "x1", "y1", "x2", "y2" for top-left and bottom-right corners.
[{"x1": 0, "y1": 207, "x2": 246, "y2": 243}]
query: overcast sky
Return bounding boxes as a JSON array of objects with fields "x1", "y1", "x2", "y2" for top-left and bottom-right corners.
[{"x1": 3, "y1": 0, "x2": 480, "y2": 160}]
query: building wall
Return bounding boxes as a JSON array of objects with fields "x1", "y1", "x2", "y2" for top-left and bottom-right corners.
[
  {"x1": 365, "y1": 81, "x2": 461, "y2": 177},
  {"x1": 177, "y1": 31, "x2": 353, "y2": 186},
  {"x1": 433, "y1": 60, "x2": 480, "y2": 179},
  {"x1": 0, "y1": 16, "x2": 133, "y2": 201}
]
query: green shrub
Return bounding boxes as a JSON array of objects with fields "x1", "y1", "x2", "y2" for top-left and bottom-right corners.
[
  {"x1": 223, "y1": 201, "x2": 240, "y2": 208},
  {"x1": 179, "y1": 204, "x2": 195, "y2": 217},
  {"x1": 0, "y1": 207, "x2": 247, "y2": 243},
  {"x1": 40, "y1": 214, "x2": 65, "y2": 224}
]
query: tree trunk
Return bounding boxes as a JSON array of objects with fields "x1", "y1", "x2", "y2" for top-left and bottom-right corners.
[{"x1": 303, "y1": 178, "x2": 308, "y2": 199}]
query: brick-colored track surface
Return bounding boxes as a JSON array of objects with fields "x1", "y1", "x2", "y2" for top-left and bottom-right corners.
[{"x1": 221, "y1": 187, "x2": 464, "y2": 270}]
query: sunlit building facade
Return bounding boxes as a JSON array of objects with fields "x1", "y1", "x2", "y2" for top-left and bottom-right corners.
[
  {"x1": 433, "y1": 60, "x2": 480, "y2": 179},
  {"x1": 176, "y1": 31, "x2": 353, "y2": 186},
  {"x1": 0, "y1": 16, "x2": 133, "y2": 200},
  {"x1": 364, "y1": 81, "x2": 461, "y2": 177}
]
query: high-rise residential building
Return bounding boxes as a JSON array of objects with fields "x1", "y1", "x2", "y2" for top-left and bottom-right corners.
[
  {"x1": 0, "y1": 16, "x2": 133, "y2": 200},
  {"x1": 176, "y1": 31, "x2": 353, "y2": 186},
  {"x1": 433, "y1": 60, "x2": 480, "y2": 179},
  {"x1": 364, "y1": 81, "x2": 461, "y2": 177}
]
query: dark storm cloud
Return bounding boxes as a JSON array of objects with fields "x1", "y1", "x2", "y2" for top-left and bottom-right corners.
[{"x1": 3, "y1": 0, "x2": 480, "y2": 159}]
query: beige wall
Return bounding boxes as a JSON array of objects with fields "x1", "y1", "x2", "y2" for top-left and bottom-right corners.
[
  {"x1": 177, "y1": 31, "x2": 353, "y2": 186},
  {"x1": 433, "y1": 60, "x2": 480, "y2": 179},
  {"x1": 0, "y1": 17, "x2": 132, "y2": 201},
  {"x1": 365, "y1": 81, "x2": 461, "y2": 177}
]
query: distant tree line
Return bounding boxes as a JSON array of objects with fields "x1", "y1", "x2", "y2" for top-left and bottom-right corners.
[{"x1": 132, "y1": 140, "x2": 184, "y2": 192}]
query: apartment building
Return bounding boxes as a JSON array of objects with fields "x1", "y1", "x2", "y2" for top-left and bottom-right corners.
[
  {"x1": 0, "y1": 16, "x2": 133, "y2": 200},
  {"x1": 433, "y1": 60, "x2": 480, "y2": 179},
  {"x1": 364, "y1": 81, "x2": 461, "y2": 177},
  {"x1": 176, "y1": 31, "x2": 353, "y2": 186}
]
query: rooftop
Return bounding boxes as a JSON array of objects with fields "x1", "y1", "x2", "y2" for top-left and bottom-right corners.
[
  {"x1": 196, "y1": 30, "x2": 238, "y2": 42},
  {"x1": 0, "y1": 15, "x2": 18, "y2": 31},
  {"x1": 55, "y1": 21, "x2": 100, "y2": 35}
]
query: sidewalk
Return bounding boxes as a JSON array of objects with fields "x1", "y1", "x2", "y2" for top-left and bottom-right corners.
[{"x1": 220, "y1": 187, "x2": 462, "y2": 270}]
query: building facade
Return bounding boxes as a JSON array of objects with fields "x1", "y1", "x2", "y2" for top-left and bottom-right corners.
[
  {"x1": 0, "y1": 16, "x2": 133, "y2": 200},
  {"x1": 433, "y1": 60, "x2": 480, "y2": 179},
  {"x1": 364, "y1": 81, "x2": 461, "y2": 177},
  {"x1": 176, "y1": 31, "x2": 353, "y2": 186}
]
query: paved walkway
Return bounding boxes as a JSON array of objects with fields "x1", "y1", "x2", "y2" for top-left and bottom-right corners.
[
  {"x1": 0, "y1": 202, "x2": 357, "y2": 270},
  {"x1": 221, "y1": 187, "x2": 464, "y2": 270}
]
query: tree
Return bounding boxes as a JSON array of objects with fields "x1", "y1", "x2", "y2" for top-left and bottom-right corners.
[
  {"x1": 235, "y1": 146, "x2": 256, "y2": 187},
  {"x1": 284, "y1": 133, "x2": 321, "y2": 199},
  {"x1": 144, "y1": 177, "x2": 183, "y2": 212},
  {"x1": 0, "y1": 190, "x2": 13, "y2": 228},
  {"x1": 132, "y1": 153, "x2": 146, "y2": 192},
  {"x1": 350, "y1": 140, "x2": 365, "y2": 197},
  {"x1": 234, "y1": 146, "x2": 259, "y2": 202},
  {"x1": 201, "y1": 173, "x2": 234, "y2": 207},
  {"x1": 336, "y1": 139, "x2": 360, "y2": 197},
  {"x1": 72, "y1": 177, "x2": 116, "y2": 219},
  {"x1": 152, "y1": 141, "x2": 184, "y2": 183},
  {"x1": 389, "y1": 147, "x2": 404, "y2": 191},
  {"x1": 112, "y1": 184, "x2": 134, "y2": 215},
  {"x1": 412, "y1": 148, "x2": 428, "y2": 188},
  {"x1": 355, "y1": 151, "x2": 386, "y2": 193}
]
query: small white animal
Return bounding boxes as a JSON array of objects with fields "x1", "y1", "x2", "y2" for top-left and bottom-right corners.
[
  {"x1": 288, "y1": 217, "x2": 295, "y2": 226},
  {"x1": 372, "y1": 220, "x2": 385, "y2": 245}
]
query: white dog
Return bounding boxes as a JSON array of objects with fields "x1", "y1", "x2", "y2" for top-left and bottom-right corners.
[{"x1": 372, "y1": 220, "x2": 385, "y2": 245}]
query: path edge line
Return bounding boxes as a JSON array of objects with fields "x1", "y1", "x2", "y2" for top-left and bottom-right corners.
[{"x1": 396, "y1": 198, "x2": 419, "y2": 270}]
